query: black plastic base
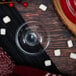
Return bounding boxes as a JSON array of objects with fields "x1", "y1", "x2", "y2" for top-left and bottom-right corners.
[{"x1": 0, "y1": 4, "x2": 61, "y2": 74}]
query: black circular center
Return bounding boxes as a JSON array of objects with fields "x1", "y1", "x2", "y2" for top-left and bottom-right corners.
[
  {"x1": 26, "y1": 33, "x2": 36, "y2": 43},
  {"x1": 23, "y1": 32, "x2": 38, "y2": 46}
]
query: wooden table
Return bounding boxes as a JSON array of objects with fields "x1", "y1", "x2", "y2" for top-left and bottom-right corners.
[{"x1": 15, "y1": 0, "x2": 76, "y2": 76}]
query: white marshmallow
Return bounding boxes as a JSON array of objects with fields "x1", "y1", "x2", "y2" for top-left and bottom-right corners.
[
  {"x1": 3, "y1": 16, "x2": 11, "y2": 24},
  {"x1": 54, "y1": 49, "x2": 61, "y2": 56},
  {"x1": 70, "y1": 53, "x2": 76, "y2": 59},
  {"x1": 52, "y1": 74, "x2": 56, "y2": 76},
  {"x1": 44, "y1": 60, "x2": 52, "y2": 66},
  {"x1": 39, "y1": 4, "x2": 47, "y2": 11},
  {"x1": 67, "y1": 40, "x2": 73, "y2": 48},
  {"x1": 45, "y1": 73, "x2": 51, "y2": 76},
  {"x1": 0, "y1": 28, "x2": 6, "y2": 35}
]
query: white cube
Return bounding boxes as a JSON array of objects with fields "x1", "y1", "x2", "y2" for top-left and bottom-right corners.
[
  {"x1": 0, "y1": 28, "x2": 6, "y2": 35},
  {"x1": 70, "y1": 53, "x2": 76, "y2": 59},
  {"x1": 3, "y1": 16, "x2": 11, "y2": 24},
  {"x1": 45, "y1": 73, "x2": 51, "y2": 76},
  {"x1": 67, "y1": 40, "x2": 73, "y2": 48},
  {"x1": 52, "y1": 74, "x2": 56, "y2": 76},
  {"x1": 54, "y1": 49, "x2": 61, "y2": 56},
  {"x1": 44, "y1": 60, "x2": 52, "y2": 66},
  {"x1": 39, "y1": 4, "x2": 47, "y2": 11}
]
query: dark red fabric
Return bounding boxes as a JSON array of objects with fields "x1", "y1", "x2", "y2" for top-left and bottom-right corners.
[
  {"x1": 60, "y1": 0, "x2": 76, "y2": 24},
  {"x1": 13, "y1": 66, "x2": 48, "y2": 76},
  {"x1": 13, "y1": 66, "x2": 61, "y2": 76},
  {"x1": 0, "y1": 48, "x2": 62, "y2": 76},
  {"x1": 0, "y1": 48, "x2": 15, "y2": 76}
]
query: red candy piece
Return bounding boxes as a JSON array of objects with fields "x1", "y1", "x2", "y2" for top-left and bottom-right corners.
[
  {"x1": 23, "y1": 2, "x2": 28, "y2": 7},
  {"x1": 9, "y1": 3, "x2": 14, "y2": 7}
]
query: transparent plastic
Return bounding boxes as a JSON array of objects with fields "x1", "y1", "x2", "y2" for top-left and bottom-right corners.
[{"x1": 15, "y1": 21, "x2": 50, "y2": 55}]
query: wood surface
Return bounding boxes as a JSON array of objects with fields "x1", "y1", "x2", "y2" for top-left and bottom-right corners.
[{"x1": 15, "y1": 0, "x2": 76, "y2": 76}]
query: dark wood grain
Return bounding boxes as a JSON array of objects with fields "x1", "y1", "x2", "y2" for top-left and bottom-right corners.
[{"x1": 15, "y1": 0, "x2": 76, "y2": 76}]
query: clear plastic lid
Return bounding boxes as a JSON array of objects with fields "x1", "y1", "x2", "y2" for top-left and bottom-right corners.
[{"x1": 15, "y1": 21, "x2": 50, "y2": 55}]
